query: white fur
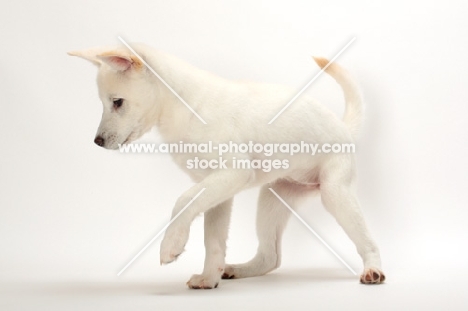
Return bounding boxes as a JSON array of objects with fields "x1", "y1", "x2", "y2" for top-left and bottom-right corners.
[{"x1": 69, "y1": 44, "x2": 385, "y2": 288}]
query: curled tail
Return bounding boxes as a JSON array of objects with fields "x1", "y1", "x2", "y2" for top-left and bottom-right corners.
[{"x1": 313, "y1": 57, "x2": 363, "y2": 139}]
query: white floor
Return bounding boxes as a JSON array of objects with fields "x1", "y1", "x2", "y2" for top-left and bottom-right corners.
[{"x1": 2, "y1": 267, "x2": 466, "y2": 311}]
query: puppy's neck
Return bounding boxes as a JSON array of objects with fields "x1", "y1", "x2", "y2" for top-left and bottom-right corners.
[{"x1": 142, "y1": 47, "x2": 224, "y2": 143}]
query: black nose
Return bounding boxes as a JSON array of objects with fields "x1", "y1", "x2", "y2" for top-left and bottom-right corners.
[{"x1": 94, "y1": 136, "x2": 105, "y2": 147}]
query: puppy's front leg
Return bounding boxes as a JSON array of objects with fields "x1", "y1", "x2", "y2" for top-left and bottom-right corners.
[
  {"x1": 187, "y1": 198, "x2": 232, "y2": 289},
  {"x1": 160, "y1": 169, "x2": 252, "y2": 265}
]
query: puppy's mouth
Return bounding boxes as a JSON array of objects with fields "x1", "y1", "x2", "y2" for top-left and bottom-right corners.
[
  {"x1": 122, "y1": 134, "x2": 133, "y2": 145},
  {"x1": 122, "y1": 131, "x2": 137, "y2": 145}
]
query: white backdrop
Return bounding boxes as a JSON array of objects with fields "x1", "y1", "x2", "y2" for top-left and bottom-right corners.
[{"x1": 1, "y1": 0, "x2": 468, "y2": 308}]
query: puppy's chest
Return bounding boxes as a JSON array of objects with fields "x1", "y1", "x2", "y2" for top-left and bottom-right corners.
[{"x1": 170, "y1": 152, "x2": 216, "y2": 181}]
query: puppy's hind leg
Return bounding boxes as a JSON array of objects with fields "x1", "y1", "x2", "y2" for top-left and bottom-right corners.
[
  {"x1": 187, "y1": 198, "x2": 232, "y2": 289},
  {"x1": 223, "y1": 180, "x2": 310, "y2": 279},
  {"x1": 319, "y1": 157, "x2": 385, "y2": 284}
]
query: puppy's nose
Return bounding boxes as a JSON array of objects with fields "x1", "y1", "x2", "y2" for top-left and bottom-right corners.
[{"x1": 94, "y1": 136, "x2": 105, "y2": 147}]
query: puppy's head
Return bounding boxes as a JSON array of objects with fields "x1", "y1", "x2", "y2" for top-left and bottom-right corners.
[{"x1": 69, "y1": 46, "x2": 160, "y2": 149}]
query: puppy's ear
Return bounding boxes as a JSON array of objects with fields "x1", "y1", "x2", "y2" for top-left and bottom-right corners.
[
  {"x1": 67, "y1": 48, "x2": 105, "y2": 66},
  {"x1": 68, "y1": 47, "x2": 144, "y2": 71},
  {"x1": 97, "y1": 51, "x2": 143, "y2": 72}
]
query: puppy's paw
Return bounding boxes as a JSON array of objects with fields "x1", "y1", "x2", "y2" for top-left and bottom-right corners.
[
  {"x1": 222, "y1": 256, "x2": 277, "y2": 279},
  {"x1": 221, "y1": 264, "x2": 237, "y2": 279},
  {"x1": 360, "y1": 268, "x2": 386, "y2": 284},
  {"x1": 187, "y1": 274, "x2": 220, "y2": 289},
  {"x1": 160, "y1": 225, "x2": 189, "y2": 265}
]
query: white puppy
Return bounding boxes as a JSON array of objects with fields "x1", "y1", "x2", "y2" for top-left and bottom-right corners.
[{"x1": 69, "y1": 44, "x2": 385, "y2": 289}]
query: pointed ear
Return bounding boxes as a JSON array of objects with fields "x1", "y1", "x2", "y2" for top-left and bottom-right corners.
[
  {"x1": 67, "y1": 48, "x2": 105, "y2": 66},
  {"x1": 96, "y1": 51, "x2": 143, "y2": 72}
]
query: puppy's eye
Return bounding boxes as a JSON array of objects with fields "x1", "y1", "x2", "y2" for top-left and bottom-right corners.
[{"x1": 113, "y1": 98, "x2": 123, "y2": 109}]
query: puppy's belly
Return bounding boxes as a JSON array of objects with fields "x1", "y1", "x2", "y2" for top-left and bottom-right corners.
[{"x1": 281, "y1": 167, "x2": 321, "y2": 191}]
